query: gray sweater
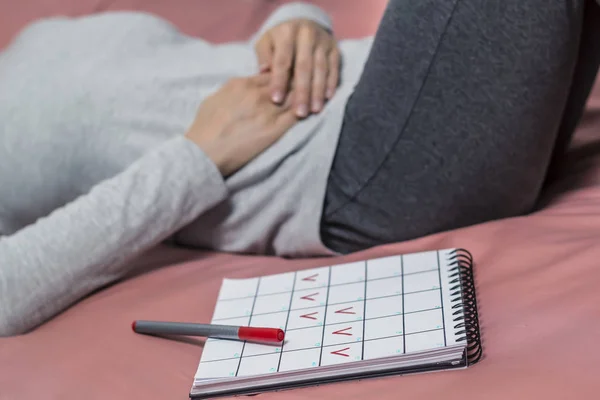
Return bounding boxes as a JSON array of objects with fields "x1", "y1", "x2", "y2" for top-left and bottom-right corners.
[{"x1": 0, "y1": 3, "x2": 373, "y2": 335}]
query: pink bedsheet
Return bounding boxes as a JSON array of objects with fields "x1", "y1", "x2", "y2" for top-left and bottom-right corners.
[
  {"x1": 1, "y1": 1, "x2": 600, "y2": 399},
  {"x1": 0, "y1": 0, "x2": 384, "y2": 49}
]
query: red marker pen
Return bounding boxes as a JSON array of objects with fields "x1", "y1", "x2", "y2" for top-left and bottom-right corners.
[{"x1": 132, "y1": 320, "x2": 285, "y2": 344}]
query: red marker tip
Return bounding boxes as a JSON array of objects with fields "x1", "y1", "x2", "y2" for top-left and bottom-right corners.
[
  {"x1": 131, "y1": 321, "x2": 137, "y2": 331},
  {"x1": 238, "y1": 327, "x2": 285, "y2": 343}
]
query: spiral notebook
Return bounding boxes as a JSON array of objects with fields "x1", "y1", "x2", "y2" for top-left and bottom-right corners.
[{"x1": 190, "y1": 248, "x2": 481, "y2": 399}]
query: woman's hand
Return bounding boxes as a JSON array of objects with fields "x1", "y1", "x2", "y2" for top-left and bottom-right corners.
[
  {"x1": 185, "y1": 74, "x2": 297, "y2": 177},
  {"x1": 255, "y1": 19, "x2": 340, "y2": 118}
]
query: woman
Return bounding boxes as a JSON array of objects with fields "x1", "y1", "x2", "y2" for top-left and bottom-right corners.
[{"x1": 1, "y1": 0, "x2": 599, "y2": 336}]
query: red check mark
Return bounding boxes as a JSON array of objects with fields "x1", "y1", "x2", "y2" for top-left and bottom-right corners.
[
  {"x1": 332, "y1": 327, "x2": 352, "y2": 336},
  {"x1": 334, "y1": 306, "x2": 356, "y2": 315},
  {"x1": 330, "y1": 347, "x2": 351, "y2": 357},
  {"x1": 300, "y1": 312, "x2": 318, "y2": 320},
  {"x1": 300, "y1": 292, "x2": 319, "y2": 301},
  {"x1": 302, "y1": 273, "x2": 319, "y2": 282}
]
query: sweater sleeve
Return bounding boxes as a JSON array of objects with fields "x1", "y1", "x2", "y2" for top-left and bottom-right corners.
[
  {"x1": 250, "y1": 1, "x2": 334, "y2": 45},
  {"x1": 0, "y1": 136, "x2": 227, "y2": 337}
]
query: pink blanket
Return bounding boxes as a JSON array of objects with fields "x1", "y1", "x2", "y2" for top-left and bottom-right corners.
[{"x1": 1, "y1": 1, "x2": 599, "y2": 399}]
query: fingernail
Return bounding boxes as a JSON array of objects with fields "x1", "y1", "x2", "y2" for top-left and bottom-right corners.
[
  {"x1": 296, "y1": 104, "x2": 308, "y2": 117},
  {"x1": 259, "y1": 64, "x2": 270, "y2": 72},
  {"x1": 272, "y1": 91, "x2": 283, "y2": 103},
  {"x1": 326, "y1": 89, "x2": 334, "y2": 99},
  {"x1": 312, "y1": 101, "x2": 322, "y2": 112}
]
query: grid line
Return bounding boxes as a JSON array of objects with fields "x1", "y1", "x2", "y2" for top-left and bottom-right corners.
[
  {"x1": 317, "y1": 267, "x2": 332, "y2": 366},
  {"x1": 212, "y1": 288, "x2": 440, "y2": 322},
  {"x1": 200, "y1": 328, "x2": 444, "y2": 364},
  {"x1": 276, "y1": 272, "x2": 296, "y2": 372},
  {"x1": 216, "y1": 268, "x2": 437, "y2": 302},
  {"x1": 436, "y1": 250, "x2": 447, "y2": 347},
  {"x1": 234, "y1": 277, "x2": 260, "y2": 377},
  {"x1": 361, "y1": 261, "x2": 367, "y2": 361},
  {"x1": 204, "y1": 306, "x2": 442, "y2": 340},
  {"x1": 400, "y1": 255, "x2": 406, "y2": 354}
]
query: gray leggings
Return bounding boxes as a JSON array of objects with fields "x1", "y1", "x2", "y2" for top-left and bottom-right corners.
[{"x1": 321, "y1": 0, "x2": 600, "y2": 254}]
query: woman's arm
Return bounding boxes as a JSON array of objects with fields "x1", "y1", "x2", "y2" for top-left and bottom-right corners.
[
  {"x1": 0, "y1": 136, "x2": 227, "y2": 336},
  {"x1": 0, "y1": 73, "x2": 297, "y2": 337}
]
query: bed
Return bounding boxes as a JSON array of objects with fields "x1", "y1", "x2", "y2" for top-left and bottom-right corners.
[{"x1": 1, "y1": 1, "x2": 599, "y2": 399}]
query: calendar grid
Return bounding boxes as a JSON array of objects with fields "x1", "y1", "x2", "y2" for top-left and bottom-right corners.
[
  {"x1": 276, "y1": 272, "x2": 297, "y2": 372},
  {"x1": 436, "y1": 251, "x2": 447, "y2": 346},
  {"x1": 197, "y1": 250, "x2": 451, "y2": 379}
]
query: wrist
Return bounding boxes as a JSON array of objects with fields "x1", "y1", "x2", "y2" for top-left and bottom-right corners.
[{"x1": 184, "y1": 135, "x2": 229, "y2": 177}]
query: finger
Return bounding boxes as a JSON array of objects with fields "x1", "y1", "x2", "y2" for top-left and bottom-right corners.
[
  {"x1": 263, "y1": 100, "x2": 298, "y2": 147},
  {"x1": 255, "y1": 34, "x2": 274, "y2": 72},
  {"x1": 310, "y1": 46, "x2": 328, "y2": 113},
  {"x1": 250, "y1": 72, "x2": 271, "y2": 87},
  {"x1": 275, "y1": 105, "x2": 300, "y2": 133},
  {"x1": 280, "y1": 87, "x2": 296, "y2": 111},
  {"x1": 293, "y1": 26, "x2": 317, "y2": 117},
  {"x1": 261, "y1": 85, "x2": 295, "y2": 124},
  {"x1": 270, "y1": 25, "x2": 296, "y2": 104},
  {"x1": 326, "y1": 47, "x2": 341, "y2": 99}
]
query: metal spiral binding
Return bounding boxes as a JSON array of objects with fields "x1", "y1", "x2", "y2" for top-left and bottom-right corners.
[{"x1": 446, "y1": 248, "x2": 482, "y2": 365}]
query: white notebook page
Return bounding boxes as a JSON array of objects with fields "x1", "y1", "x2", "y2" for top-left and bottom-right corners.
[{"x1": 195, "y1": 249, "x2": 462, "y2": 379}]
